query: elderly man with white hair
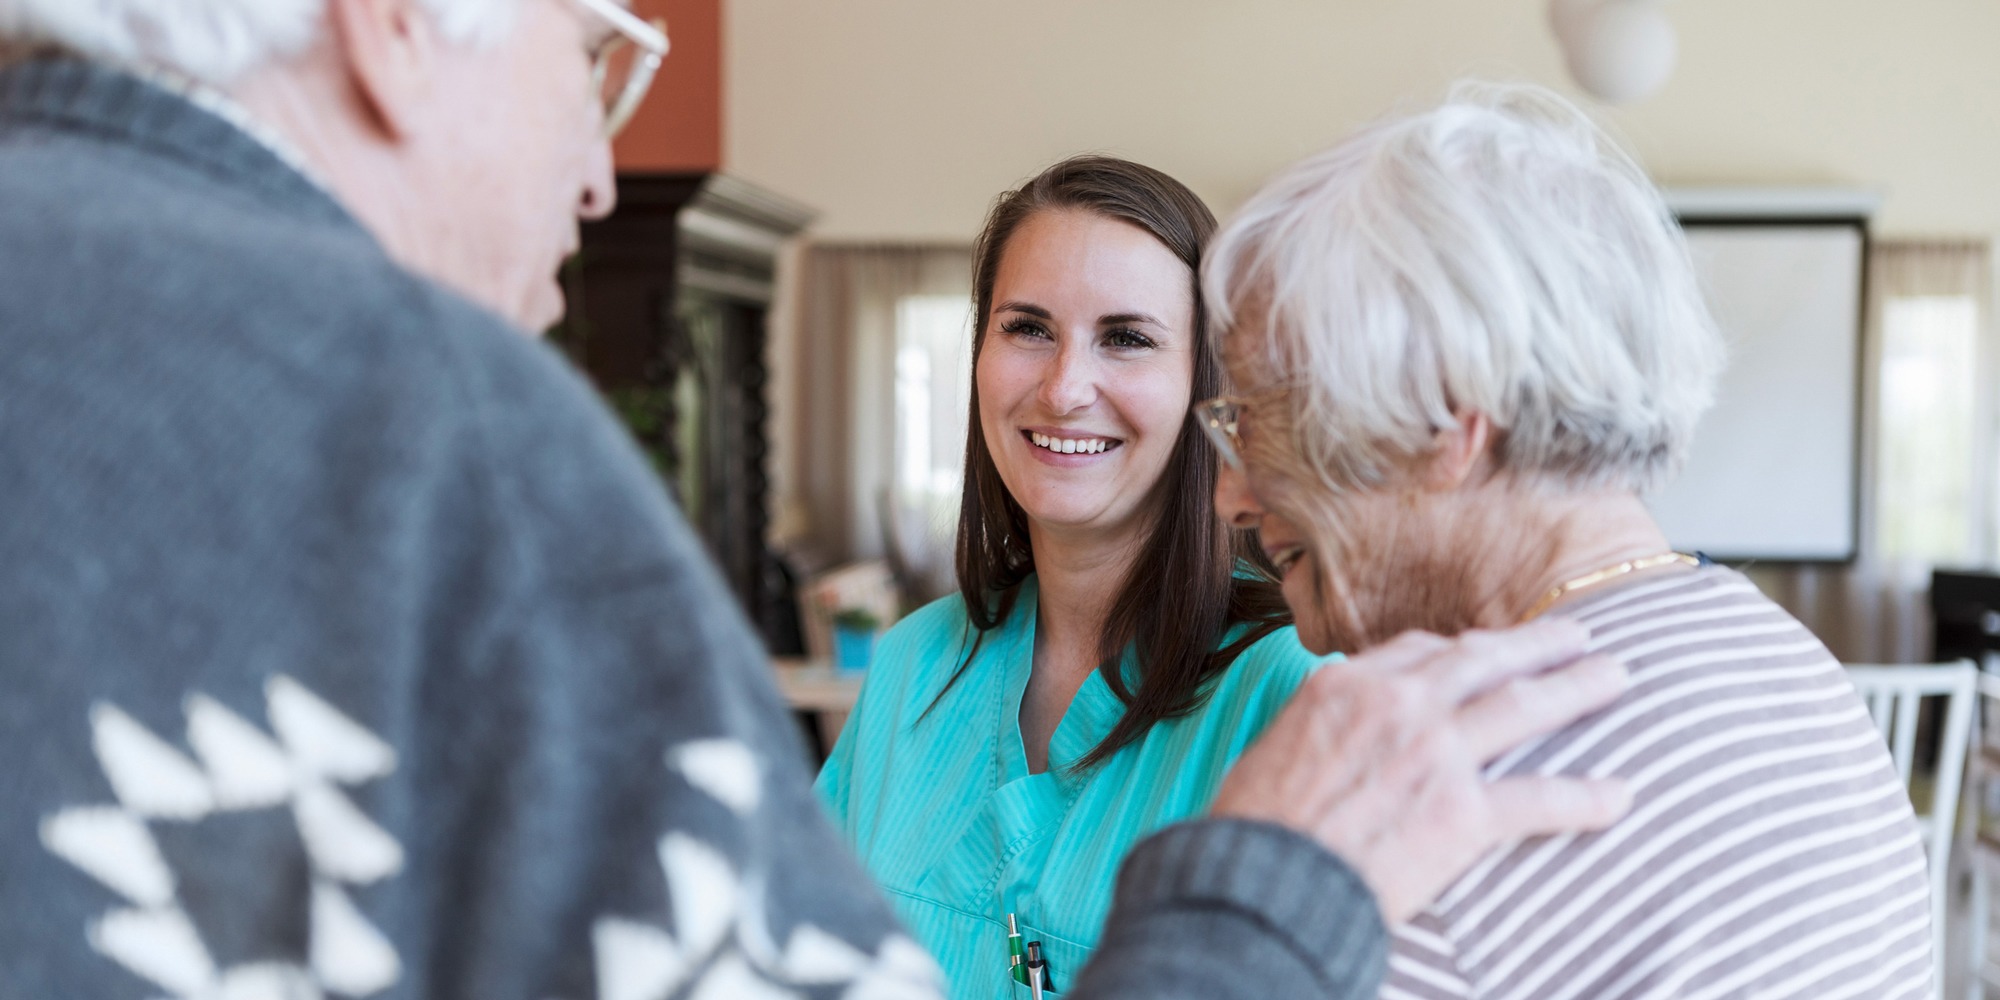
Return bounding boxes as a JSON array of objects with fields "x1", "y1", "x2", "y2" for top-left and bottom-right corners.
[
  {"x1": 0, "y1": 4, "x2": 1642, "y2": 999},
  {"x1": 1205, "y1": 84, "x2": 1933, "y2": 999}
]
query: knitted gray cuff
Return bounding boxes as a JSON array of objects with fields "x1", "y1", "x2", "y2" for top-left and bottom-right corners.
[{"x1": 1113, "y1": 818, "x2": 1390, "y2": 994}]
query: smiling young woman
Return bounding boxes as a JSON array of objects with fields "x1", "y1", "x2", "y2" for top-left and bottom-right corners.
[{"x1": 815, "y1": 156, "x2": 1326, "y2": 999}]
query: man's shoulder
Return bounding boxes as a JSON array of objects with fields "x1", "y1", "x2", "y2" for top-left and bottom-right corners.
[
  {"x1": 0, "y1": 123, "x2": 518, "y2": 353},
  {"x1": 0, "y1": 123, "x2": 657, "y2": 575},
  {"x1": 0, "y1": 127, "x2": 595, "y2": 426}
]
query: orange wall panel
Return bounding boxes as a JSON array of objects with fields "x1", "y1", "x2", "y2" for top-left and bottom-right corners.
[{"x1": 613, "y1": 0, "x2": 722, "y2": 173}]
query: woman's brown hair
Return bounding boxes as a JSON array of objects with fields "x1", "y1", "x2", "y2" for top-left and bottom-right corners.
[{"x1": 934, "y1": 155, "x2": 1292, "y2": 771}]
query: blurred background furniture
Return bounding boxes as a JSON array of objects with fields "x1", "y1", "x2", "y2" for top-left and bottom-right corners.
[
  {"x1": 1848, "y1": 660, "x2": 1977, "y2": 981},
  {"x1": 774, "y1": 559, "x2": 901, "y2": 760},
  {"x1": 555, "y1": 172, "x2": 815, "y2": 654},
  {"x1": 772, "y1": 657, "x2": 862, "y2": 761},
  {"x1": 796, "y1": 560, "x2": 900, "y2": 661},
  {"x1": 1965, "y1": 671, "x2": 2000, "y2": 998},
  {"x1": 1936, "y1": 572, "x2": 2000, "y2": 674},
  {"x1": 1932, "y1": 572, "x2": 2000, "y2": 996}
]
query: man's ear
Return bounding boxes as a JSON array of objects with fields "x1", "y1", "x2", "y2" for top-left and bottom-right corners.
[
  {"x1": 327, "y1": 0, "x2": 437, "y2": 141},
  {"x1": 1421, "y1": 410, "x2": 1494, "y2": 492}
]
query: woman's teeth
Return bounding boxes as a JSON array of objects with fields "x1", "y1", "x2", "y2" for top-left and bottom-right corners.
[{"x1": 1029, "y1": 432, "x2": 1113, "y2": 455}]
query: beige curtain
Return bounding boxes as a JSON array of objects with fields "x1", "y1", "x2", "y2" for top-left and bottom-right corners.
[
  {"x1": 770, "y1": 243, "x2": 973, "y2": 596},
  {"x1": 1753, "y1": 238, "x2": 1996, "y2": 663}
]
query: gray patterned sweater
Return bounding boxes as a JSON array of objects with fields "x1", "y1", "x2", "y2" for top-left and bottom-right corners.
[{"x1": 0, "y1": 57, "x2": 1385, "y2": 1000}]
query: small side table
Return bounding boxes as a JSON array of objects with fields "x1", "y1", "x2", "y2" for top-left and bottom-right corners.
[{"x1": 772, "y1": 657, "x2": 863, "y2": 762}]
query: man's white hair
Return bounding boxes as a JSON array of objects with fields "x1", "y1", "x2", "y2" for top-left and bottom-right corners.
[
  {"x1": 0, "y1": 0, "x2": 517, "y2": 84},
  {"x1": 1204, "y1": 82, "x2": 1725, "y2": 496}
]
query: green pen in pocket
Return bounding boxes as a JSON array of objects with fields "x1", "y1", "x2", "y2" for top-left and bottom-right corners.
[{"x1": 1007, "y1": 913, "x2": 1028, "y2": 985}]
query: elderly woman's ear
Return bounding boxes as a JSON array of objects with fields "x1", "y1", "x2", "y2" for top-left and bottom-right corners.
[
  {"x1": 328, "y1": 0, "x2": 442, "y2": 141},
  {"x1": 1419, "y1": 410, "x2": 1494, "y2": 492}
]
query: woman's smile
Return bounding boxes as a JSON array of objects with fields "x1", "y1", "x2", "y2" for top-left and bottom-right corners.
[{"x1": 1022, "y1": 427, "x2": 1125, "y2": 465}]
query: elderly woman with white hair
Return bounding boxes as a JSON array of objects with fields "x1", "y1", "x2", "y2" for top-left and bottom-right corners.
[
  {"x1": 1203, "y1": 84, "x2": 1933, "y2": 999},
  {"x1": 0, "y1": 3, "x2": 1645, "y2": 999}
]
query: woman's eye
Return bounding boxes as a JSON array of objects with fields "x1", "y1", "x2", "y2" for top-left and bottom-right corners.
[
  {"x1": 1105, "y1": 328, "x2": 1155, "y2": 350},
  {"x1": 999, "y1": 319, "x2": 1051, "y2": 340}
]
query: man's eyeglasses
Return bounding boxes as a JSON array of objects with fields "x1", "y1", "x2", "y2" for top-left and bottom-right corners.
[
  {"x1": 1191, "y1": 386, "x2": 1290, "y2": 471},
  {"x1": 572, "y1": 0, "x2": 670, "y2": 139}
]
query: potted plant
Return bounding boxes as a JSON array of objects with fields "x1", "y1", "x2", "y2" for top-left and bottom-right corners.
[{"x1": 830, "y1": 608, "x2": 882, "y2": 673}]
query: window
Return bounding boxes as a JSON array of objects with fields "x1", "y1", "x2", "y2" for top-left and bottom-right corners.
[
  {"x1": 891, "y1": 294, "x2": 974, "y2": 594},
  {"x1": 1719, "y1": 240, "x2": 1995, "y2": 664},
  {"x1": 1877, "y1": 294, "x2": 1983, "y2": 566}
]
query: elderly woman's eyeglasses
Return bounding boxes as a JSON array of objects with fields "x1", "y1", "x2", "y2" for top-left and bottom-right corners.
[
  {"x1": 1192, "y1": 387, "x2": 1293, "y2": 471},
  {"x1": 572, "y1": 0, "x2": 671, "y2": 139},
  {"x1": 1192, "y1": 396, "x2": 1252, "y2": 471}
]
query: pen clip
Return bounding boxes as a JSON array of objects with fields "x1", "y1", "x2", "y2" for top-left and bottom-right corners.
[{"x1": 1026, "y1": 940, "x2": 1056, "y2": 994}]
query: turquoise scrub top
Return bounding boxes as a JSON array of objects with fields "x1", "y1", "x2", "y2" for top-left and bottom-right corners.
[{"x1": 815, "y1": 577, "x2": 1326, "y2": 999}]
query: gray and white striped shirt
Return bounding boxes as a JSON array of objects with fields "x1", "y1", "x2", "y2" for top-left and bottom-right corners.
[{"x1": 1383, "y1": 567, "x2": 1932, "y2": 1000}]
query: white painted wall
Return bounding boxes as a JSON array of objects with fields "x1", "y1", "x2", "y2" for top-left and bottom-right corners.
[{"x1": 725, "y1": 0, "x2": 2000, "y2": 240}]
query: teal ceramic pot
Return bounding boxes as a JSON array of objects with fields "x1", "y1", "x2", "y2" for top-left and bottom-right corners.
[{"x1": 833, "y1": 625, "x2": 877, "y2": 673}]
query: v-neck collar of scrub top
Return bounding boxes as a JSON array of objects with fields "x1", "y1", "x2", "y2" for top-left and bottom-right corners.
[
  {"x1": 996, "y1": 577, "x2": 1130, "y2": 791},
  {"x1": 916, "y1": 577, "x2": 1132, "y2": 912}
]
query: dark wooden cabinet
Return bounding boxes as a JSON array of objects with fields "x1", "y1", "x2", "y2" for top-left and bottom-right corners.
[{"x1": 557, "y1": 173, "x2": 814, "y2": 649}]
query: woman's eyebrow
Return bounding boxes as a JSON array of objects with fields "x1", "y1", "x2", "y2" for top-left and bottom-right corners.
[
  {"x1": 1099, "y1": 312, "x2": 1164, "y2": 327},
  {"x1": 993, "y1": 304, "x2": 1165, "y2": 327}
]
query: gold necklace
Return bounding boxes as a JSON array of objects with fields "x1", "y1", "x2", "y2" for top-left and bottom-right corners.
[{"x1": 1518, "y1": 552, "x2": 1701, "y2": 623}]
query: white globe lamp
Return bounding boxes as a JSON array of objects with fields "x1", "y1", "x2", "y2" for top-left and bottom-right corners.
[{"x1": 1554, "y1": 0, "x2": 1680, "y2": 105}]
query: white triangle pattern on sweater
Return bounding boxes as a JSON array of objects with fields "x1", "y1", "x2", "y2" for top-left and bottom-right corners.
[{"x1": 40, "y1": 676, "x2": 404, "y2": 999}]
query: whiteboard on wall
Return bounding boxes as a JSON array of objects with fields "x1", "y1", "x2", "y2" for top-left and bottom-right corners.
[{"x1": 1645, "y1": 222, "x2": 1865, "y2": 562}]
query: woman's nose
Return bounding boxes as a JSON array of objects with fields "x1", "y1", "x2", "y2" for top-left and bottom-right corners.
[
  {"x1": 1213, "y1": 460, "x2": 1266, "y2": 528},
  {"x1": 1038, "y1": 342, "x2": 1098, "y2": 414}
]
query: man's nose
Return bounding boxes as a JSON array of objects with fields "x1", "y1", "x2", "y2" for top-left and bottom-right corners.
[
  {"x1": 1213, "y1": 459, "x2": 1266, "y2": 529},
  {"x1": 578, "y1": 138, "x2": 618, "y2": 221}
]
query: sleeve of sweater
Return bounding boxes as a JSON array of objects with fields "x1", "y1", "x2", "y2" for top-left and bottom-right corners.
[{"x1": 1072, "y1": 820, "x2": 1391, "y2": 1000}]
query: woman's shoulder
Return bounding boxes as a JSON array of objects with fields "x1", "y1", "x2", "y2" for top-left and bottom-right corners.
[
  {"x1": 1231, "y1": 623, "x2": 1332, "y2": 680},
  {"x1": 1123, "y1": 625, "x2": 1330, "y2": 771},
  {"x1": 880, "y1": 593, "x2": 974, "y2": 654},
  {"x1": 864, "y1": 593, "x2": 982, "y2": 691},
  {"x1": 1200, "y1": 623, "x2": 1334, "y2": 718}
]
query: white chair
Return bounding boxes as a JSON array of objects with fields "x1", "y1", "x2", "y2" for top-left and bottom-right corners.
[
  {"x1": 1845, "y1": 660, "x2": 1978, "y2": 996},
  {"x1": 1966, "y1": 669, "x2": 2000, "y2": 998}
]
